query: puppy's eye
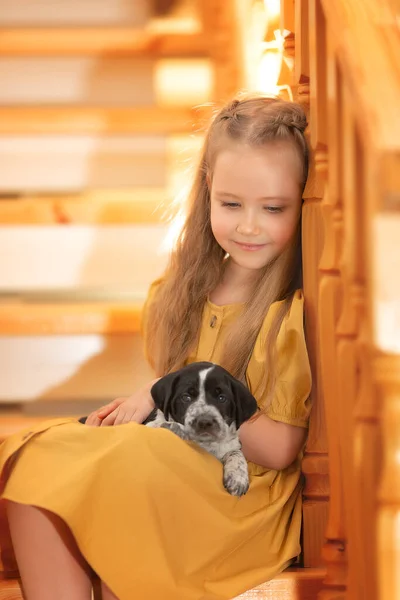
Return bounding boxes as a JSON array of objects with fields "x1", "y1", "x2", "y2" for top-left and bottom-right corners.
[
  {"x1": 218, "y1": 394, "x2": 227, "y2": 403},
  {"x1": 181, "y1": 393, "x2": 191, "y2": 402}
]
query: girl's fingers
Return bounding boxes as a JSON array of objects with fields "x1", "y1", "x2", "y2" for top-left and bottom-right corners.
[
  {"x1": 85, "y1": 412, "x2": 103, "y2": 427},
  {"x1": 100, "y1": 409, "x2": 119, "y2": 427},
  {"x1": 113, "y1": 410, "x2": 129, "y2": 426},
  {"x1": 97, "y1": 398, "x2": 125, "y2": 418}
]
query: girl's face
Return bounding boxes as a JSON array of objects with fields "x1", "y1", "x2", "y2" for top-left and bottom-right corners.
[{"x1": 209, "y1": 141, "x2": 303, "y2": 277}]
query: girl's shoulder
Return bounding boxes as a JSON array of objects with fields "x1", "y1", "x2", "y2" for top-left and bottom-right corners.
[
  {"x1": 251, "y1": 289, "x2": 306, "y2": 363},
  {"x1": 261, "y1": 289, "x2": 305, "y2": 334}
]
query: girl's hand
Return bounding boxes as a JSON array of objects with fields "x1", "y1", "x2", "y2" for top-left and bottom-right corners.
[{"x1": 85, "y1": 380, "x2": 158, "y2": 427}]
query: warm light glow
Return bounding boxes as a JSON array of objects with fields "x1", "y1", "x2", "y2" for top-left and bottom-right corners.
[
  {"x1": 155, "y1": 59, "x2": 212, "y2": 107},
  {"x1": 160, "y1": 195, "x2": 187, "y2": 254},
  {"x1": 255, "y1": 29, "x2": 285, "y2": 95},
  {"x1": 264, "y1": 0, "x2": 281, "y2": 19},
  {"x1": 374, "y1": 214, "x2": 400, "y2": 354},
  {"x1": 256, "y1": 50, "x2": 281, "y2": 94}
]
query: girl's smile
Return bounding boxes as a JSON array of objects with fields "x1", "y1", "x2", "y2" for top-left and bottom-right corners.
[{"x1": 232, "y1": 241, "x2": 269, "y2": 251}]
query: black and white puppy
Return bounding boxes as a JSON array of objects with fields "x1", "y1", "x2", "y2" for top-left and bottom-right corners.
[{"x1": 145, "y1": 361, "x2": 258, "y2": 497}]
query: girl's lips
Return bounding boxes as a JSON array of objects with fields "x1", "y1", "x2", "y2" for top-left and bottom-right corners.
[{"x1": 233, "y1": 241, "x2": 268, "y2": 252}]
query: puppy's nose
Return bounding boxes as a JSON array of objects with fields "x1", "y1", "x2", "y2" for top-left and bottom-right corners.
[{"x1": 196, "y1": 417, "x2": 216, "y2": 431}]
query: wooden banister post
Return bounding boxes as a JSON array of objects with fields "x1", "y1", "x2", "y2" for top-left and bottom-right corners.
[{"x1": 282, "y1": 0, "x2": 330, "y2": 570}]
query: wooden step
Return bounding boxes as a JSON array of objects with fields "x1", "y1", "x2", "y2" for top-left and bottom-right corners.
[
  {"x1": 0, "y1": 569, "x2": 324, "y2": 599},
  {"x1": 0, "y1": 29, "x2": 209, "y2": 57},
  {"x1": 0, "y1": 301, "x2": 143, "y2": 335},
  {"x1": 236, "y1": 568, "x2": 324, "y2": 598},
  {"x1": 0, "y1": 189, "x2": 169, "y2": 225},
  {"x1": 0, "y1": 106, "x2": 212, "y2": 135}
]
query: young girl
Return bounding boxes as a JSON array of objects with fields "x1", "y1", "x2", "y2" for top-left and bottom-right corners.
[{"x1": 0, "y1": 95, "x2": 312, "y2": 600}]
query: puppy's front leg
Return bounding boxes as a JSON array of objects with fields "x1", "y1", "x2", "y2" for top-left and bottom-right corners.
[
  {"x1": 222, "y1": 450, "x2": 249, "y2": 497},
  {"x1": 160, "y1": 421, "x2": 189, "y2": 441}
]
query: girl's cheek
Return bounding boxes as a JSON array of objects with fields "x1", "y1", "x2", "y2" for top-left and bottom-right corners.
[{"x1": 273, "y1": 217, "x2": 298, "y2": 247}]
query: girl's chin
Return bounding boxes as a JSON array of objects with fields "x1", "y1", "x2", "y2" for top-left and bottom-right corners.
[{"x1": 226, "y1": 255, "x2": 274, "y2": 274}]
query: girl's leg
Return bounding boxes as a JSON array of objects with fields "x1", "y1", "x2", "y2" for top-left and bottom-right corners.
[{"x1": 6, "y1": 501, "x2": 93, "y2": 600}]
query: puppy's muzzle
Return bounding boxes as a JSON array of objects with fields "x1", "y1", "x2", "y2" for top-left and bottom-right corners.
[{"x1": 187, "y1": 414, "x2": 221, "y2": 437}]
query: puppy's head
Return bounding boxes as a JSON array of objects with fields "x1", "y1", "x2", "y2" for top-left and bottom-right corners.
[{"x1": 151, "y1": 362, "x2": 257, "y2": 440}]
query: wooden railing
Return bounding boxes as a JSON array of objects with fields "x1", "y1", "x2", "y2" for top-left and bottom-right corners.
[{"x1": 280, "y1": 0, "x2": 400, "y2": 598}]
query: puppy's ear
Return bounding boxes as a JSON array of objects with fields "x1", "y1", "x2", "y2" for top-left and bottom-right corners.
[
  {"x1": 230, "y1": 378, "x2": 258, "y2": 428},
  {"x1": 150, "y1": 372, "x2": 179, "y2": 419}
]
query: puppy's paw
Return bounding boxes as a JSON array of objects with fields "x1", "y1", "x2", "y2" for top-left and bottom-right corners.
[
  {"x1": 160, "y1": 421, "x2": 189, "y2": 440},
  {"x1": 222, "y1": 450, "x2": 249, "y2": 496},
  {"x1": 223, "y1": 470, "x2": 249, "y2": 497}
]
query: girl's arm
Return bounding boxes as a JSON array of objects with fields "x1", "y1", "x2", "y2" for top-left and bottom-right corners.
[{"x1": 239, "y1": 413, "x2": 307, "y2": 470}]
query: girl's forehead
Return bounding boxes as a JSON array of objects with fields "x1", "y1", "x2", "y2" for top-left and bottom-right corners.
[
  {"x1": 211, "y1": 142, "x2": 303, "y2": 194},
  {"x1": 213, "y1": 140, "x2": 300, "y2": 168}
]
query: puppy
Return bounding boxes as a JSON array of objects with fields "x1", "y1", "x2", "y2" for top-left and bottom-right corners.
[{"x1": 145, "y1": 361, "x2": 258, "y2": 496}]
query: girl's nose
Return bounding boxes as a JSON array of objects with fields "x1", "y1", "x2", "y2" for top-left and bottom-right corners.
[{"x1": 236, "y1": 212, "x2": 260, "y2": 236}]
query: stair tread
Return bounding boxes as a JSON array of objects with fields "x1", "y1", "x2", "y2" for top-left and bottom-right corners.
[
  {"x1": 0, "y1": 28, "x2": 209, "y2": 57},
  {"x1": 0, "y1": 189, "x2": 169, "y2": 224},
  {"x1": 0, "y1": 300, "x2": 143, "y2": 334},
  {"x1": 0, "y1": 105, "x2": 212, "y2": 134}
]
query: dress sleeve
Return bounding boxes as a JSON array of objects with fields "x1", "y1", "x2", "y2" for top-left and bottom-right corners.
[{"x1": 246, "y1": 290, "x2": 312, "y2": 429}]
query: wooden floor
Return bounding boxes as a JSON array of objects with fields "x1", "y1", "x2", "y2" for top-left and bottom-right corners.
[{"x1": 0, "y1": 568, "x2": 324, "y2": 599}]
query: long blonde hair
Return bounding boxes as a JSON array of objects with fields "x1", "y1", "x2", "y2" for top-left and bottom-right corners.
[{"x1": 146, "y1": 94, "x2": 309, "y2": 404}]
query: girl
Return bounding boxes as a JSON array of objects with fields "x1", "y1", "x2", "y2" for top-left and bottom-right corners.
[{"x1": 0, "y1": 95, "x2": 312, "y2": 600}]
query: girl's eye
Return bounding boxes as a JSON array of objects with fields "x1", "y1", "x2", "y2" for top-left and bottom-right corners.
[
  {"x1": 218, "y1": 394, "x2": 227, "y2": 403},
  {"x1": 221, "y1": 201, "x2": 240, "y2": 209},
  {"x1": 182, "y1": 394, "x2": 191, "y2": 402},
  {"x1": 264, "y1": 206, "x2": 284, "y2": 213}
]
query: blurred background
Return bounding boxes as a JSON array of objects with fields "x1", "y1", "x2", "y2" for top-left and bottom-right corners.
[
  {"x1": 1, "y1": 3, "x2": 399, "y2": 596},
  {"x1": 0, "y1": 0, "x2": 291, "y2": 420}
]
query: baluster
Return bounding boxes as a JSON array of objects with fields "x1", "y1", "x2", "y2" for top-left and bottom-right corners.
[
  {"x1": 317, "y1": 24, "x2": 347, "y2": 599},
  {"x1": 290, "y1": 0, "x2": 330, "y2": 569},
  {"x1": 375, "y1": 354, "x2": 400, "y2": 600}
]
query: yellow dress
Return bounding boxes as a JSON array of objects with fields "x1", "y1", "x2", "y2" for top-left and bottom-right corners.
[{"x1": 0, "y1": 290, "x2": 311, "y2": 600}]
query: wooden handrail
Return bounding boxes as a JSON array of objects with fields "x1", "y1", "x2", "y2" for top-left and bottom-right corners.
[{"x1": 320, "y1": 0, "x2": 400, "y2": 152}]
